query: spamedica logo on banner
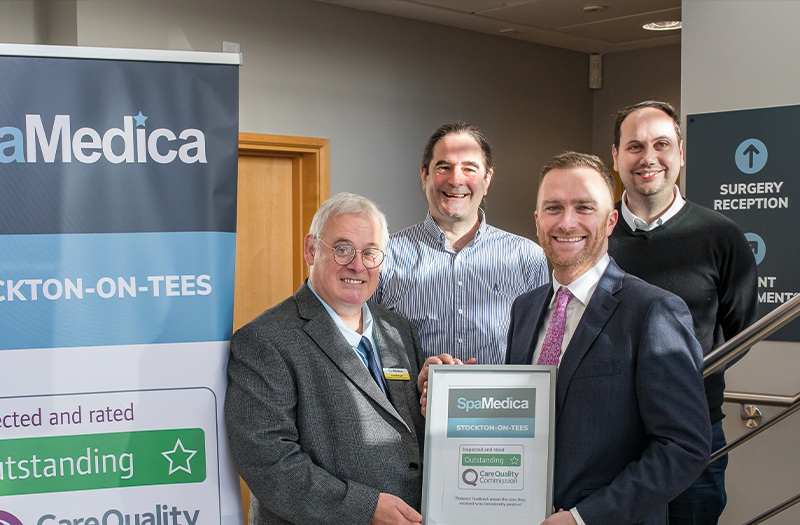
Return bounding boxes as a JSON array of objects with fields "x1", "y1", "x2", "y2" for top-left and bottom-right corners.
[
  {"x1": 447, "y1": 388, "x2": 536, "y2": 438},
  {"x1": 0, "y1": 114, "x2": 206, "y2": 165}
]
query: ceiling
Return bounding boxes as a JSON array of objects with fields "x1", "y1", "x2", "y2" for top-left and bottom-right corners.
[{"x1": 313, "y1": 0, "x2": 681, "y2": 54}]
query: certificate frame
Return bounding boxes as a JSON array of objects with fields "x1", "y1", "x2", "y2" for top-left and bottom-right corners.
[{"x1": 421, "y1": 365, "x2": 556, "y2": 525}]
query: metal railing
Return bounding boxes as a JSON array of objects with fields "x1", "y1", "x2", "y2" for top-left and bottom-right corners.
[
  {"x1": 704, "y1": 293, "x2": 800, "y2": 376},
  {"x1": 711, "y1": 397, "x2": 800, "y2": 463},
  {"x1": 724, "y1": 391, "x2": 799, "y2": 407},
  {"x1": 702, "y1": 293, "x2": 800, "y2": 524},
  {"x1": 725, "y1": 390, "x2": 800, "y2": 429},
  {"x1": 741, "y1": 494, "x2": 800, "y2": 525}
]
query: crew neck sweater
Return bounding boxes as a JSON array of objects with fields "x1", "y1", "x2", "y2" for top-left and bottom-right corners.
[{"x1": 609, "y1": 200, "x2": 758, "y2": 424}]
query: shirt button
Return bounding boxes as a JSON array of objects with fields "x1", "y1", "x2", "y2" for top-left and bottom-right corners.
[
  {"x1": 458, "y1": 339, "x2": 463, "y2": 343},
  {"x1": 409, "y1": 462, "x2": 419, "y2": 471},
  {"x1": 458, "y1": 309, "x2": 463, "y2": 314},
  {"x1": 458, "y1": 281, "x2": 463, "y2": 286}
]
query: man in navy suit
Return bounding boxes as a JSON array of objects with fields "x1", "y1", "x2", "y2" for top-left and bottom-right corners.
[{"x1": 505, "y1": 152, "x2": 711, "y2": 525}]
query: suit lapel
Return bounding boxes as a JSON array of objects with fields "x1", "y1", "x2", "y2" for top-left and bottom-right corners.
[
  {"x1": 371, "y1": 310, "x2": 414, "y2": 432},
  {"x1": 524, "y1": 287, "x2": 554, "y2": 365},
  {"x1": 296, "y1": 283, "x2": 409, "y2": 429},
  {"x1": 555, "y1": 261, "x2": 623, "y2": 420}
]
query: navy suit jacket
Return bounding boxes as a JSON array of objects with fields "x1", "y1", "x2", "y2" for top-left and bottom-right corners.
[{"x1": 506, "y1": 259, "x2": 711, "y2": 525}]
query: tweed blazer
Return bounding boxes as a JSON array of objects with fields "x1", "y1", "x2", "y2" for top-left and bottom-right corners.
[{"x1": 225, "y1": 282, "x2": 426, "y2": 525}]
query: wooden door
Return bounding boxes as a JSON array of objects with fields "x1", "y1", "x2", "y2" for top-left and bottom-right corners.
[{"x1": 233, "y1": 133, "x2": 329, "y2": 523}]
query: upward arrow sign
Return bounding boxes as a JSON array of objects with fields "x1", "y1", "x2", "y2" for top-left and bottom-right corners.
[{"x1": 743, "y1": 143, "x2": 760, "y2": 169}]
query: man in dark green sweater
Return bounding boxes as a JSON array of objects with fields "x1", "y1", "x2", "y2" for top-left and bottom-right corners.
[{"x1": 608, "y1": 101, "x2": 758, "y2": 525}]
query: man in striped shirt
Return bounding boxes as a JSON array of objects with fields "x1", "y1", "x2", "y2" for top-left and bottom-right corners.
[{"x1": 372, "y1": 122, "x2": 548, "y2": 364}]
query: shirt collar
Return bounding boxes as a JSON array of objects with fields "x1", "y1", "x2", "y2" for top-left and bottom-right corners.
[
  {"x1": 550, "y1": 253, "x2": 610, "y2": 308},
  {"x1": 307, "y1": 280, "x2": 374, "y2": 348},
  {"x1": 621, "y1": 185, "x2": 685, "y2": 231},
  {"x1": 423, "y1": 208, "x2": 487, "y2": 249}
]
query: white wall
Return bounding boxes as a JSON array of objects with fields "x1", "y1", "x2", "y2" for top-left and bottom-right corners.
[
  {"x1": 64, "y1": 0, "x2": 592, "y2": 241},
  {"x1": 2, "y1": 0, "x2": 684, "y2": 240},
  {"x1": 591, "y1": 44, "x2": 681, "y2": 165},
  {"x1": 45, "y1": 0, "x2": 77, "y2": 45},
  {"x1": 0, "y1": 0, "x2": 45, "y2": 43},
  {"x1": 683, "y1": 2, "x2": 800, "y2": 524}
]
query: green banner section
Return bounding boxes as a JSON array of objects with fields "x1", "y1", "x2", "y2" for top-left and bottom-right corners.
[
  {"x1": 0, "y1": 428, "x2": 205, "y2": 496},
  {"x1": 462, "y1": 453, "x2": 522, "y2": 467}
]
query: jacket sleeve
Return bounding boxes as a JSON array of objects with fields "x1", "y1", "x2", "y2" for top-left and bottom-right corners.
[
  {"x1": 224, "y1": 324, "x2": 379, "y2": 525},
  {"x1": 576, "y1": 294, "x2": 712, "y2": 524}
]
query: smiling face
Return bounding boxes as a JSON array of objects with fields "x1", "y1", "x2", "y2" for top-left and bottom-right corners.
[
  {"x1": 536, "y1": 167, "x2": 618, "y2": 284},
  {"x1": 304, "y1": 212, "x2": 383, "y2": 324},
  {"x1": 612, "y1": 107, "x2": 685, "y2": 212},
  {"x1": 422, "y1": 132, "x2": 492, "y2": 231}
]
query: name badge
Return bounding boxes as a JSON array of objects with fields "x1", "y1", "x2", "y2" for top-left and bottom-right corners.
[{"x1": 383, "y1": 368, "x2": 410, "y2": 380}]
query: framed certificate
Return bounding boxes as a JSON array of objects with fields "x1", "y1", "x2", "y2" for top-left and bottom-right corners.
[{"x1": 421, "y1": 365, "x2": 556, "y2": 524}]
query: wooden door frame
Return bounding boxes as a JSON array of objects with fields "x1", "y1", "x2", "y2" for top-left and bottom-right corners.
[
  {"x1": 238, "y1": 132, "x2": 330, "y2": 291},
  {"x1": 236, "y1": 132, "x2": 329, "y2": 523}
]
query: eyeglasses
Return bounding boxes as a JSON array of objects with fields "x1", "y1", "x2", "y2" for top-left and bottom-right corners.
[{"x1": 318, "y1": 238, "x2": 385, "y2": 269}]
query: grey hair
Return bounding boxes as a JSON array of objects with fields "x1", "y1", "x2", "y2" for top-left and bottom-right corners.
[{"x1": 308, "y1": 192, "x2": 389, "y2": 248}]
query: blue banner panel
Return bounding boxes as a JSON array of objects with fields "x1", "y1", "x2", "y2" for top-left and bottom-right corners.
[
  {"x1": 0, "y1": 56, "x2": 238, "y2": 234},
  {"x1": 687, "y1": 105, "x2": 799, "y2": 341},
  {"x1": 0, "y1": 232, "x2": 235, "y2": 349},
  {"x1": 0, "y1": 46, "x2": 240, "y2": 525}
]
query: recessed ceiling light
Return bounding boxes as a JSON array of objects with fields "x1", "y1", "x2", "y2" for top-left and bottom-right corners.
[
  {"x1": 643, "y1": 21, "x2": 682, "y2": 31},
  {"x1": 583, "y1": 5, "x2": 607, "y2": 13}
]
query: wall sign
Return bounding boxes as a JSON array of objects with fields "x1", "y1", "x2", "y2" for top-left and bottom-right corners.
[{"x1": 687, "y1": 104, "x2": 799, "y2": 341}]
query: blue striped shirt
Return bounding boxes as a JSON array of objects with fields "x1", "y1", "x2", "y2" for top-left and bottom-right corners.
[{"x1": 372, "y1": 211, "x2": 549, "y2": 364}]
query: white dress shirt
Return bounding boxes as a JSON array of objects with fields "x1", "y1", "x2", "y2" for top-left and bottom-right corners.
[
  {"x1": 307, "y1": 280, "x2": 381, "y2": 372},
  {"x1": 532, "y1": 254, "x2": 610, "y2": 365},
  {"x1": 531, "y1": 254, "x2": 611, "y2": 525},
  {"x1": 621, "y1": 185, "x2": 685, "y2": 231}
]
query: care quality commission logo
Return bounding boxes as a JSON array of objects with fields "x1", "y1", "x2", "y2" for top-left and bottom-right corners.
[{"x1": 0, "y1": 510, "x2": 23, "y2": 525}]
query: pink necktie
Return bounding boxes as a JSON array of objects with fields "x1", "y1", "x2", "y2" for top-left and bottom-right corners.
[{"x1": 537, "y1": 287, "x2": 574, "y2": 366}]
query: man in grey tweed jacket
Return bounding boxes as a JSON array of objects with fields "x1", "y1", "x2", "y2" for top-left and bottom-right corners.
[{"x1": 225, "y1": 193, "x2": 433, "y2": 525}]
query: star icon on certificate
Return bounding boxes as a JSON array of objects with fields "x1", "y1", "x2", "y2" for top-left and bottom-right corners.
[
  {"x1": 162, "y1": 438, "x2": 197, "y2": 475},
  {"x1": 510, "y1": 456, "x2": 520, "y2": 466}
]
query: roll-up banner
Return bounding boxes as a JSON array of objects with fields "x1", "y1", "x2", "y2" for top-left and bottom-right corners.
[{"x1": 0, "y1": 44, "x2": 242, "y2": 525}]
